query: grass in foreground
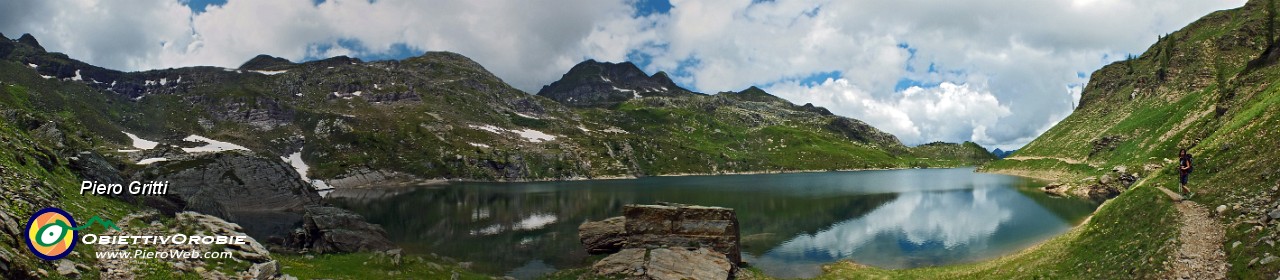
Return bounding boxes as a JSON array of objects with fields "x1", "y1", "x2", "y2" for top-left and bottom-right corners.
[{"x1": 277, "y1": 252, "x2": 493, "y2": 280}]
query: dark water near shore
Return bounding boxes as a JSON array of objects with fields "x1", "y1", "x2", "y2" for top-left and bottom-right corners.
[{"x1": 328, "y1": 168, "x2": 1097, "y2": 279}]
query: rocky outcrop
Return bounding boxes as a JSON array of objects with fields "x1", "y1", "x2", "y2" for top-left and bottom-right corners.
[
  {"x1": 132, "y1": 152, "x2": 321, "y2": 241},
  {"x1": 325, "y1": 168, "x2": 421, "y2": 188},
  {"x1": 592, "y1": 247, "x2": 733, "y2": 280},
  {"x1": 798, "y1": 103, "x2": 834, "y2": 116},
  {"x1": 580, "y1": 203, "x2": 741, "y2": 279},
  {"x1": 1041, "y1": 164, "x2": 1140, "y2": 202},
  {"x1": 362, "y1": 92, "x2": 423, "y2": 103},
  {"x1": 69, "y1": 151, "x2": 124, "y2": 185},
  {"x1": 537, "y1": 60, "x2": 695, "y2": 107},
  {"x1": 94, "y1": 211, "x2": 281, "y2": 279},
  {"x1": 1089, "y1": 135, "x2": 1123, "y2": 157},
  {"x1": 290, "y1": 206, "x2": 396, "y2": 253},
  {"x1": 209, "y1": 98, "x2": 295, "y2": 131},
  {"x1": 579, "y1": 216, "x2": 626, "y2": 254},
  {"x1": 825, "y1": 117, "x2": 906, "y2": 150},
  {"x1": 623, "y1": 204, "x2": 741, "y2": 264}
]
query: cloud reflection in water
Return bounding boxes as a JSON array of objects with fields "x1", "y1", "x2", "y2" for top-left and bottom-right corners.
[{"x1": 748, "y1": 183, "x2": 1069, "y2": 278}]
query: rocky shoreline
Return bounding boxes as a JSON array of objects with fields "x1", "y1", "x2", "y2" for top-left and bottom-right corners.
[{"x1": 980, "y1": 163, "x2": 1140, "y2": 202}]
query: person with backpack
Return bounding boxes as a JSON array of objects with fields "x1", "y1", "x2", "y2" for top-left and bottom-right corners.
[{"x1": 1178, "y1": 149, "x2": 1193, "y2": 197}]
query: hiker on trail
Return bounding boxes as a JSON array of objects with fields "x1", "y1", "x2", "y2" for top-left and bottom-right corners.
[{"x1": 1179, "y1": 149, "x2": 1193, "y2": 197}]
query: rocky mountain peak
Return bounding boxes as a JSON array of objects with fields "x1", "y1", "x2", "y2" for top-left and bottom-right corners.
[
  {"x1": 651, "y1": 70, "x2": 676, "y2": 85},
  {"x1": 303, "y1": 55, "x2": 363, "y2": 68},
  {"x1": 417, "y1": 51, "x2": 478, "y2": 63},
  {"x1": 239, "y1": 54, "x2": 296, "y2": 71},
  {"x1": 17, "y1": 33, "x2": 44, "y2": 52},
  {"x1": 408, "y1": 51, "x2": 491, "y2": 72},
  {"x1": 537, "y1": 59, "x2": 694, "y2": 107},
  {"x1": 724, "y1": 86, "x2": 786, "y2": 103}
]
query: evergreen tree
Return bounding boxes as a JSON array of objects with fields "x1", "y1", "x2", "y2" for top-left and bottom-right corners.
[{"x1": 1126, "y1": 54, "x2": 1135, "y2": 74}]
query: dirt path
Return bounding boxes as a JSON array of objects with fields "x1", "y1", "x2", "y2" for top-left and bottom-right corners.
[
  {"x1": 1157, "y1": 186, "x2": 1228, "y2": 280},
  {"x1": 1003, "y1": 155, "x2": 1088, "y2": 165}
]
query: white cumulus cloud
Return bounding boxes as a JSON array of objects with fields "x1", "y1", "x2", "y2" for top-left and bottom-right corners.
[
  {"x1": 769, "y1": 79, "x2": 1011, "y2": 145},
  {"x1": 0, "y1": 0, "x2": 1247, "y2": 149}
]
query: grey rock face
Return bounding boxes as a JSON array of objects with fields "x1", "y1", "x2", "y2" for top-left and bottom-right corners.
[
  {"x1": 133, "y1": 152, "x2": 321, "y2": 241},
  {"x1": 583, "y1": 203, "x2": 741, "y2": 279},
  {"x1": 592, "y1": 248, "x2": 647, "y2": 277},
  {"x1": 825, "y1": 117, "x2": 905, "y2": 149},
  {"x1": 68, "y1": 151, "x2": 125, "y2": 186},
  {"x1": 292, "y1": 206, "x2": 396, "y2": 253},
  {"x1": 623, "y1": 204, "x2": 741, "y2": 265},
  {"x1": 55, "y1": 259, "x2": 78, "y2": 277},
  {"x1": 591, "y1": 247, "x2": 732, "y2": 280},
  {"x1": 579, "y1": 216, "x2": 626, "y2": 254},
  {"x1": 326, "y1": 168, "x2": 411, "y2": 188},
  {"x1": 210, "y1": 99, "x2": 295, "y2": 131},
  {"x1": 646, "y1": 247, "x2": 732, "y2": 280},
  {"x1": 248, "y1": 260, "x2": 279, "y2": 280},
  {"x1": 1086, "y1": 184, "x2": 1122, "y2": 201}
]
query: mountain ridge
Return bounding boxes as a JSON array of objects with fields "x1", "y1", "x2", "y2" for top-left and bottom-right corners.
[
  {"x1": 0, "y1": 32, "x2": 1000, "y2": 278},
  {"x1": 0, "y1": 33, "x2": 994, "y2": 185}
]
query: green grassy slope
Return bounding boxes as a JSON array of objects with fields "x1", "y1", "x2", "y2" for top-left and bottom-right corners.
[
  {"x1": 0, "y1": 48, "x2": 499, "y2": 280},
  {"x1": 977, "y1": 0, "x2": 1280, "y2": 278}
]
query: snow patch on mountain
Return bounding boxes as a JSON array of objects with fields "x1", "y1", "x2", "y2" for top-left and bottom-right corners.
[
  {"x1": 513, "y1": 129, "x2": 556, "y2": 142},
  {"x1": 136, "y1": 157, "x2": 169, "y2": 165},
  {"x1": 251, "y1": 70, "x2": 288, "y2": 75},
  {"x1": 123, "y1": 131, "x2": 159, "y2": 150},
  {"x1": 182, "y1": 135, "x2": 250, "y2": 153}
]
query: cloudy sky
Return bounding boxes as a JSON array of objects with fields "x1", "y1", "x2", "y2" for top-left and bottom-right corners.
[{"x1": 0, "y1": 0, "x2": 1246, "y2": 149}]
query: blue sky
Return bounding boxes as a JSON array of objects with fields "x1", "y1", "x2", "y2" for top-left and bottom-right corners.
[{"x1": 0, "y1": 0, "x2": 1247, "y2": 150}]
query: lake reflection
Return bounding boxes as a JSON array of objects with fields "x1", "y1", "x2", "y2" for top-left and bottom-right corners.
[{"x1": 328, "y1": 168, "x2": 1096, "y2": 279}]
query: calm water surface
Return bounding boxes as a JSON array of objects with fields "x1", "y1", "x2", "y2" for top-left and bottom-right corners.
[{"x1": 328, "y1": 168, "x2": 1097, "y2": 279}]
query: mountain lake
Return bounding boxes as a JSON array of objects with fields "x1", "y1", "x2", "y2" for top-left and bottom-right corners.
[{"x1": 328, "y1": 168, "x2": 1098, "y2": 279}]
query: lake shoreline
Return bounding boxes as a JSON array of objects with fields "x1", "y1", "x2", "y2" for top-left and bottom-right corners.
[
  {"x1": 812, "y1": 167, "x2": 1108, "y2": 279},
  {"x1": 329, "y1": 165, "x2": 977, "y2": 189},
  {"x1": 330, "y1": 166, "x2": 1097, "y2": 279}
]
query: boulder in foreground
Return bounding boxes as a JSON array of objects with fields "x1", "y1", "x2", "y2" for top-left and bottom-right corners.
[{"x1": 580, "y1": 203, "x2": 741, "y2": 279}]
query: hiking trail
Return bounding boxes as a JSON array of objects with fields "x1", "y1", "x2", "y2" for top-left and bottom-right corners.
[
  {"x1": 1157, "y1": 186, "x2": 1228, "y2": 279},
  {"x1": 1003, "y1": 156, "x2": 1091, "y2": 166}
]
